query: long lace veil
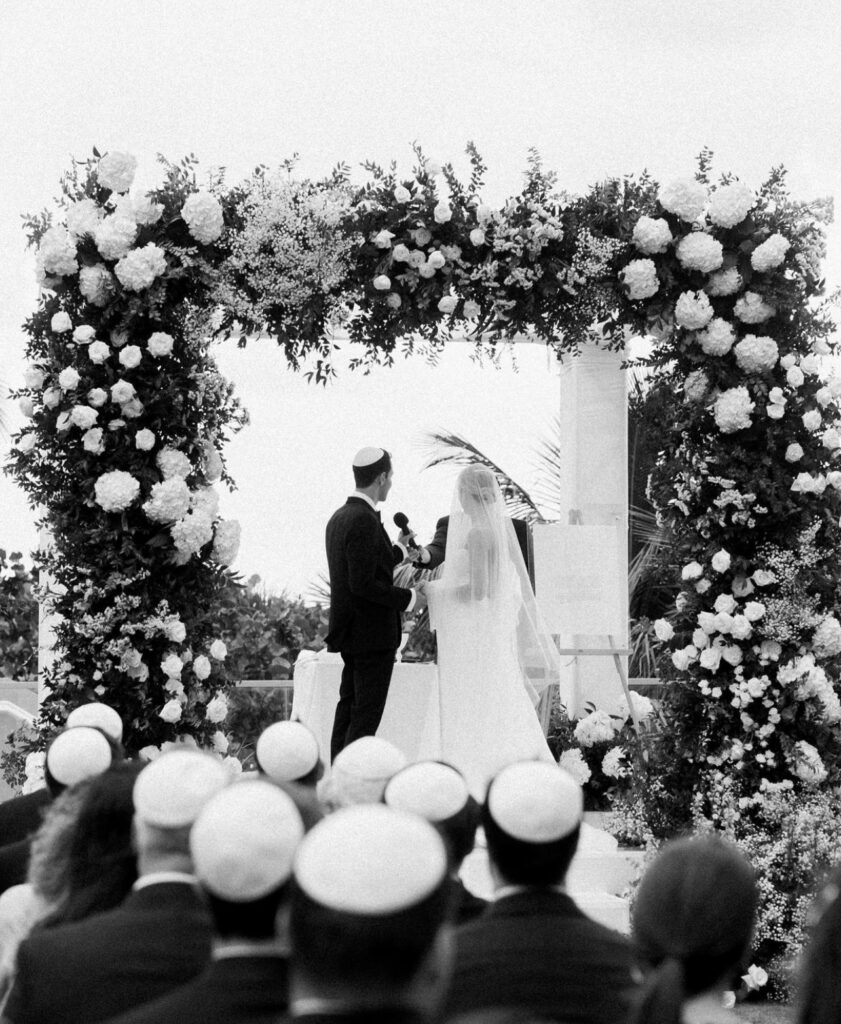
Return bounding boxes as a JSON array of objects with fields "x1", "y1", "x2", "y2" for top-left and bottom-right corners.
[{"x1": 429, "y1": 465, "x2": 561, "y2": 706}]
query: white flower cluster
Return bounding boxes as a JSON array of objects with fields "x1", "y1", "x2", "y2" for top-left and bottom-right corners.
[
  {"x1": 708, "y1": 182, "x2": 755, "y2": 228},
  {"x1": 705, "y1": 267, "x2": 742, "y2": 296},
  {"x1": 714, "y1": 386, "x2": 755, "y2": 433},
  {"x1": 658, "y1": 178, "x2": 707, "y2": 222},
  {"x1": 171, "y1": 509, "x2": 214, "y2": 561},
  {"x1": 697, "y1": 317, "x2": 735, "y2": 356},
  {"x1": 791, "y1": 740, "x2": 827, "y2": 785},
  {"x1": 181, "y1": 191, "x2": 225, "y2": 245},
  {"x1": 97, "y1": 151, "x2": 138, "y2": 193},
  {"x1": 675, "y1": 290, "x2": 713, "y2": 330},
  {"x1": 115, "y1": 243, "x2": 168, "y2": 292},
  {"x1": 94, "y1": 214, "x2": 138, "y2": 261},
  {"x1": 66, "y1": 198, "x2": 102, "y2": 238},
  {"x1": 812, "y1": 615, "x2": 841, "y2": 658},
  {"x1": 632, "y1": 216, "x2": 673, "y2": 254},
  {"x1": 212, "y1": 519, "x2": 241, "y2": 565},
  {"x1": 601, "y1": 745, "x2": 629, "y2": 779},
  {"x1": 143, "y1": 478, "x2": 192, "y2": 523},
  {"x1": 156, "y1": 448, "x2": 192, "y2": 480},
  {"x1": 734, "y1": 334, "x2": 779, "y2": 374},
  {"x1": 621, "y1": 259, "x2": 659, "y2": 300},
  {"x1": 94, "y1": 469, "x2": 140, "y2": 512},
  {"x1": 79, "y1": 264, "x2": 116, "y2": 306},
  {"x1": 683, "y1": 369, "x2": 710, "y2": 403},
  {"x1": 573, "y1": 708, "x2": 617, "y2": 747},
  {"x1": 38, "y1": 227, "x2": 78, "y2": 277},
  {"x1": 616, "y1": 691, "x2": 655, "y2": 724},
  {"x1": 751, "y1": 233, "x2": 790, "y2": 273},
  {"x1": 675, "y1": 232, "x2": 723, "y2": 273},
  {"x1": 557, "y1": 747, "x2": 592, "y2": 785},
  {"x1": 734, "y1": 291, "x2": 775, "y2": 324}
]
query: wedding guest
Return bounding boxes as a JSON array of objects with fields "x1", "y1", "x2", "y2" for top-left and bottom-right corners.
[
  {"x1": 0, "y1": 727, "x2": 115, "y2": 896},
  {"x1": 384, "y1": 760, "x2": 488, "y2": 923},
  {"x1": 320, "y1": 735, "x2": 407, "y2": 810},
  {"x1": 256, "y1": 720, "x2": 323, "y2": 787},
  {"x1": 3, "y1": 750, "x2": 229, "y2": 1024},
  {"x1": 65, "y1": 701, "x2": 124, "y2": 744},
  {"x1": 102, "y1": 779, "x2": 305, "y2": 1024},
  {"x1": 793, "y1": 865, "x2": 841, "y2": 1024},
  {"x1": 443, "y1": 761, "x2": 635, "y2": 1023},
  {"x1": 289, "y1": 804, "x2": 452, "y2": 1024},
  {"x1": 629, "y1": 834, "x2": 757, "y2": 1024}
]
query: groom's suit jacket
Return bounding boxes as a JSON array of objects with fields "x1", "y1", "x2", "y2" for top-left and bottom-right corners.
[
  {"x1": 422, "y1": 515, "x2": 532, "y2": 577},
  {"x1": 325, "y1": 497, "x2": 413, "y2": 654}
]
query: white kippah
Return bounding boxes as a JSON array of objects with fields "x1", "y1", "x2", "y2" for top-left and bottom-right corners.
[
  {"x1": 352, "y1": 447, "x2": 386, "y2": 468},
  {"x1": 46, "y1": 727, "x2": 113, "y2": 787},
  {"x1": 329, "y1": 737, "x2": 407, "y2": 806},
  {"x1": 66, "y1": 702, "x2": 124, "y2": 742},
  {"x1": 190, "y1": 779, "x2": 304, "y2": 901},
  {"x1": 133, "y1": 750, "x2": 230, "y2": 828},
  {"x1": 384, "y1": 762, "x2": 469, "y2": 822},
  {"x1": 294, "y1": 804, "x2": 447, "y2": 915},
  {"x1": 487, "y1": 762, "x2": 583, "y2": 843},
  {"x1": 256, "y1": 721, "x2": 320, "y2": 783}
]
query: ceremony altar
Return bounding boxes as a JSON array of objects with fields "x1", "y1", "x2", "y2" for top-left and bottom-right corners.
[{"x1": 291, "y1": 651, "x2": 440, "y2": 763}]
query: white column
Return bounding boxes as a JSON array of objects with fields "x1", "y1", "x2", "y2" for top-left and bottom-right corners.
[{"x1": 556, "y1": 341, "x2": 628, "y2": 716}]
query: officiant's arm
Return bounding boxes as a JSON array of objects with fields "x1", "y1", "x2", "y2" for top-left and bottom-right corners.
[
  {"x1": 415, "y1": 516, "x2": 448, "y2": 570},
  {"x1": 346, "y1": 523, "x2": 414, "y2": 612}
]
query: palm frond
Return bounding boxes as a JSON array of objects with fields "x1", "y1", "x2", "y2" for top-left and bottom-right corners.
[
  {"x1": 528, "y1": 415, "x2": 563, "y2": 518},
  {"x1": 307, "y1": 571, "x2": 331, "y2": 605},
  {"x1": 420, "y1": 430, "x2": 544, "y2": 522}
]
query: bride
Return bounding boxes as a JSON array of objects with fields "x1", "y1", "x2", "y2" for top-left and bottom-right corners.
[{"x1": 424, "y1": 466, "x2": 562, "y2": 797}]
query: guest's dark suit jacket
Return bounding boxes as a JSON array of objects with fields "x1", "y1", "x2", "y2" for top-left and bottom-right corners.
[
  {"x1": 102, "y1": 953, "x2": 289, "y2": 1024},
  {"x1": 422, "y1": 516, "x2": 531, "y2": 578},
  {"x1": 291, "y1": 1011, "x2": 427, "y2": 1024},
  {"x1": 325, "y1": 497, "x2": 413, "y2": 655},
  {"x1": 0, "y1": 789, "x2": 50, "y2": 847},
  {"x1": 443, "y1": 890, "x2": 635, "y2": 1024},
  {"x1": 0, "y1": 838, "x2": 31, "y2": 895},
  {"x1": 4, "y1": 881, "x2": 213, "y2": 1024}
]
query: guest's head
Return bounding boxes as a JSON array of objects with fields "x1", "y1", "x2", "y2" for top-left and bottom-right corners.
[
  {"x1": 797, "y1": 865, "x2": 841, "y2": 1024},
  {"x1": 290, "y1": 804, "x2": 451, "y2": 1011},
  {"x1": 132, "y1": 750, "x2": 229, "y2": 874},
  {"x1": 630, "y1": 834, "x2": 758, "y2": 1024},
  {"x1": 324, "y1": 736, "x2": 407, "y2": 809},
  {"x1": 44, "y1": 726, "x2": 115, "y2": 797},
  {"x1": 30, "y1": 760, "x2": 142, "y2": 928},
  {"x1": 190, "y1": 779, "x2": 304, "y2": 942},
  {"x1": 256, "y1": 721, "x2": 323, "y2": 788},
  {"x1": 483, "y1": 761, "x2": 583, "y2": 889},
  {"x1": 384, "y1": 761, "x2": 480, "y2": 872},
  {"x1": 65, "y1": 702, "x2": 124, "y2": 745},
  {"x1": 352, "y1": 446, "x2": 392, "y2": 496}
]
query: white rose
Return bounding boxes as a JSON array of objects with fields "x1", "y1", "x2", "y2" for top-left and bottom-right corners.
[
  {"x1": 373, "y1": 274, "x2": 391, "y2": 290},
  {"x1": 681, "y1": 561, "x2": 704, "y2": 580},
  {"x1": 159, "y1": 699, "x2": 183, "y2": 724},
  {"x1": 785, "y1": 443, "x2": 804, "y2": 462},
  {"x1": 428, "y1": 250, "x2": 446, "y2": 269},
  {"x1": 386, "y1": 293, "x2": 402, "y2": 310},
  {"x1": 697, "y1": 318, "x2": 735, "y2": 357},
  {"x1": 16, "y1": 434, "x2": 36, "y2": 454},
  {"x1": 469, "y1": 227, "x2": 486, "y2": 246},
  {"x1": 713, "y1": 612, "x2": 734, "y2": 634},
  {"x1": 70, "y1": 404, "x2": 98, "y2": 430},
  {"x1": 463, "y1": 299, "x2": 481, "y2": 319},
  {"x1": 803, "y1": 409, "x2": 822, "y2": 431},
  {"x1": 73, "y1": 325, "x2": 96, "y2": 345},
  {"x1": 418, "y1": 262, "x2": 436, "y2": 279},
  {"x1": 87, "y1": 341, "x2": 111, "y2": 364},
  {"x1": 23, "y1": 366, "x2": 46, "y2": 389},
  {"x1": 658, "y1": 178, "x2": 708, "y2": 221},
  {"x1": 722, "y1": 645, "x2": 743, "y2": 667},
  {"x1": 714, "y1": 593, "x2": 737, "y2": 615},
  {"x1": 752, "y1": 570, "x2": 776, "y2": 587},
  {"x1": 135, "y1": 428, "x2": 156, "y2": 451},
  {"x1": 822, "y1": 428, "x2": 841, "y2": 451},
  {"x1": 146, "y1": 331, "x2": 174, "y2": 358},
  {"x1": 118, "y1": 345, "x2": 142, "y2": 369},
  {"x1": 671, "y1": 648, "x2": 692, "y2": 671},
  {"x1": 193, "y1": 655, "x2": 212, "y2": 680},
  {"x1": 66, "y1": 198, "x2": 103, "y2": 238},
  {"x1": 42, "y1": 388, "x2": 61, "y2": 409},
  {"x1": 751, "y1": 233, "x2": 791, "y2": 273},
  {"x1": 786, "y1": 366, "x2": 805, "y2": 387},
  {"x1": 19, "y1": 397, "x2": 34, "y2": 418},
  {"x1": 731, "y1": 615, "x2": 753, "y2": 640},
  {"x1": 708, "y1": 182, "x2": 755, "y2": 228},
  {"x1": 209, "y1": 639, "x2": 227, "y2": 661},
  {"x1": 476, "y1": 203, "x2": 493, "y2": 225},
  {"x1": 212, "y1": 731, "x2": 229, "y2": 755},
  {"x1": 675, "y1": 290, "x2": 714, "y2": 330},
  {"x1": 94, "y1": 215, "x2": 138, "y2": 260},
  {"x1": 82, "y1": 427, "x2": 105, "y2": 454},
  {"x1": 110, "y1": 379, "x2": 136, "y2": 404},
  {"x1": 827, "y1": 471, "x2": 841, "y2": 489},
  {"x1": 699, "y1": 647, "x2": 722, "y2": 672},
  {"x1": 676, "y1": 232, "x2": 724, "y2": 273},
  {"x1": 121, "y1": 397, "x2": 144, "y2": 419},
  {"x1": 58, "y1": 367, "x2": 80, "y2": 391},
  {"x1": 97, "y1": 151, "x2": 138, "y2": 193},
  {"x1": 50, "y1": 311, "x2": 73, "y2": 334},
  {"x1": 373, "y1": 230, "x2": 395, "y2": 249},
  {"x1": 711, "y1": 550, "x2": 731, "y2": 573},
  {"x1": 692, "y1": 628, "x2": 710, "y2": 649},
  {"x1": 744, "y1": 602, "x2": 765, "y2": 622},
  {"x1": 801, "y1": 354, "x2": 819, "y2": 375},
  {"x1": 791, "y1": 472, "x2": 817, "y2": 493},
  {"x1": 621, "y1": 259, "x2": 659, "y2": 301},
  {"x1": 654, "y1": 618, "x2": 674, "y2": 641},
  {"x1": 94, "y1": 469, "x2": 140, "y2": 512},
  {"x1": 181, "y1": 190, "x2": 225, "y2": 244},
  {"x1": 433, "y1": 201, "x2": 452, "y2": 224},
  {"x1": 78, "y1": 264, "x2": 115, "y2": 307},
  {"x1": 412, "y1": 227, "x2": 432, "y2": 246},
  {"x1": 438, "y1": 296, "x2": 457, "y2": 315},
  {"x1": 393, "y1": 185, "x2": 411, "y2": 202},
  {"x1": 205, "y1": 694, "x2": 229, "y2": 724},
  {"x1": 161, "y1": 653, "x2": 183, "y2": 678},
  {"x1": 392, "y1": 244, "x2": 411, "y2": 263},
  {"x1": 632, "y1": 216, "x2": 672, "y2": 254},
  {"x1": 734, "y1": 291, "x2": 775, "y2": 324},
  {"x1": 697, "y1": 612, "x2": 718, "y2": 634}
]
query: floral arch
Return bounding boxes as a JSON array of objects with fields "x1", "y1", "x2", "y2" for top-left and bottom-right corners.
[{"x1": 6, "y1": 145, "x2": 839, "y2": 834}]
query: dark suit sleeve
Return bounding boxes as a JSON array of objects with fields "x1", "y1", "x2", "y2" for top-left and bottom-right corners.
[
  {"x1": 4, "y1": 938, "x2": 33, "y2": 1024},
  {"x1": 421, "y1": 516, "x2": 449, "y2": 570},
  {"x1": 346, "y1": 520, "x2": 412, "y2": 611}
]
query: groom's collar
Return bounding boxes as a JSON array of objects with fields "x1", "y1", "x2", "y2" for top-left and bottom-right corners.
[{"x1": 351, "y1": 490, "x2": 378, "y2": 510}]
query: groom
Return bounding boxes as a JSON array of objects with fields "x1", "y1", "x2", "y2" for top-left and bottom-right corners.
[{"x1": 326, "y1": 447, "x2": 426, "y2": 761}]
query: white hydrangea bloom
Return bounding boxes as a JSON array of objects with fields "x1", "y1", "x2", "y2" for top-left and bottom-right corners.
[
  {"x1": 143, "y1": 478, "x2": 192, "y2": 523},
  {"x1": 683, "y1": 369, "x2": 710, "y2": 403},
  {"x1": 181, "y1": 191, "x2": 225, "y2": 244},
  {"x1": 708, "y1": 182, "x2": 755, "y2": 228},
  {"x1": 38, "y1": 226, "x2": 79, "y2": 277},
  {"x1": 131, "y1": 195, "x2": 165, "y2": 225},
  {"x1": 734, "y1": 291, "x2": 775, "y2": 324},
  {"x1": 676, "y1": 232, "x2": 724, "y2": 273},
  {"x1": 97, "y1": 151, "x2": 138, "y2": 193},
  {"x1": 813, "y1": 616, "x2": 841, "y2": 657},
  {"x1": 65, "y1": 198, "x2": 103, "y2": 238},
  {"x1": 94, "y1": 215, "x2": 138, "y2": 260},
  {"x1": 557, "y1": 747, "x2": 592, "y2": 785},
  {"x1": 705, "y1": 267, "x2": 742, "y2": 296},
  {"x1": 94, "y1": 469, "x2": 140, "y2": 512},
  {"x1": 734, "y1": 334, "x2": 779, "y2": 374},
  {"x1": 78, "y1": 264, "x2": 115, "y2": 306},
  {"x1": 658, "y1": 178, "x2": 708, "y2": 221},
  {"x1": 573, "y1": 708, "x2": 617, "y2": 747},
  {"x1": 621, "y1": 259, "x2": 659, "y2": 300},
  {"x1": 212, "y1": 519, "x2": 241, "y2": 565},
  {"x1": 675, "y1": 290, "x2": 713, "y2": 330},
  {"x1": 697, "y1": 318, "x2": 735, "y2": 356},
  {"x1": 616, "y1": 691, "x2": 654, "y2": 723},
  {"x1": 632, "y1": 216, "x2": 673, "y2": 254},
  {"x1": 751, "y1": 233, "x2": 791, "y2": 272},
  {"x1": 156, "y1": 448, "x2": 192, "y2": 480},
  {"x1": 191, "y1": 486, "x2": 220, "y2": 519},
  {"x1": 714, "y1": 386, "x2": 755, "y2": 433},
  {"x1": 114, "y1": 243, "x2": 168, "y2": 292},
  {"x1": 171, "y1": 509, "x2": 215, "y2": 558}
]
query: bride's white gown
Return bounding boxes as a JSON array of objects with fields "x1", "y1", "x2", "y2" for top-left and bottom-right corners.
[{"x1": 421, "y1": 468, "x2": 560, "y2": 798}]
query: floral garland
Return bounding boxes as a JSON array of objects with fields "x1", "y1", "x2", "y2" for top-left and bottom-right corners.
[{"x1": 8, "y1": 151, "x2": 247, "y2": 768}]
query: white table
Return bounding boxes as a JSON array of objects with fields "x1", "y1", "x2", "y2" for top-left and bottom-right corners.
[{"x1": 291, "y1": 652, "x2": 440, "y2": 763}]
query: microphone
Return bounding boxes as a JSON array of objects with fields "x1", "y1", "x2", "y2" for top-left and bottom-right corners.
[{"x1": 393, "y1": 512, "x2": 419, "y2": 550}]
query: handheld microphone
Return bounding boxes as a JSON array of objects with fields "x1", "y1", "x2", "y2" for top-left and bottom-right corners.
[{"x1": 393, "y1": 512, "x2": 419, "y2": 550}]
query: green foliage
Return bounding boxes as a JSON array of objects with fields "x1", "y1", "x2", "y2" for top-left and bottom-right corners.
[{"x1": 0, "y1": 550, "x2": 38, "y2": 681}]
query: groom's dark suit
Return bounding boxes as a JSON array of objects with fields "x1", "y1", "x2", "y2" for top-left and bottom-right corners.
[{"x1": 326, "y1": 496, "x2": 413, "y2": 759}]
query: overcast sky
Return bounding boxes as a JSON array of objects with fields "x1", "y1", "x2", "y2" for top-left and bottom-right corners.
[{"x1": 1, "y1": 0, "x2": 839, "y2": 596}]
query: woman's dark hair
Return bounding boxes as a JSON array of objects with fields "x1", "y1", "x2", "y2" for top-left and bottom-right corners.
[
  {"x1": 797, "y1": 864, "x2": 841, "y2": 1024},
  {"x1": 630, "y1": 834, "x2": 758, "y2": 1024},
  {"x1": 32, "y1": 760, "x2": 141, "y2": 928}
]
